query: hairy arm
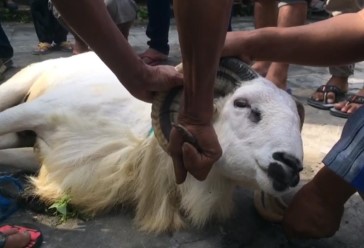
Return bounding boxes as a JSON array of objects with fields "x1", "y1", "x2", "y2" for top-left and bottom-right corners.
[
  {"x1": 223, "y1": 10, "x2": 364, "y2": 66},
  {"x1": 51, "y1": 0, "x2": 182, "y2": 102},
  {"x1": 169, "y1": 0, "x2": 232, "y2": 183},
  {"x1": 283, "y1": 166, "x2": 356, "y2": 238}
]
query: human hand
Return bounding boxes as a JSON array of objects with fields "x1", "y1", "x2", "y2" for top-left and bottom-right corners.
[
  {"x1": 128, "y1": 64, "x2": 183, "y2": 103},
  {"x1": 282, "y1": 166, "x2": 356, "y2": 239},
  {"x1": 168, "y1": 116, "x2": 222, "y2": 184},
  {"x1": 282, "y1": 179, "x2": 344, "y2": 239}
]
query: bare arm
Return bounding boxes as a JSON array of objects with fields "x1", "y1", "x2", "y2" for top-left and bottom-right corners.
[
  {"x1": 223, "y1": 10, "x2": 364, "y2": 66},
  {"x1": 169, "y1": 0, "x2": 232, "y2": 183},
  {"x1": 283, "y1": 166, "x2": 356, "y2": 238},
  {"x1": 51, "y1": 0, "x2": 182, "y2": 102}
]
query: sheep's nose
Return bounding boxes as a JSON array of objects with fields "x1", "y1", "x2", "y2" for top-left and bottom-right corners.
[
  {"x1": 268, "y1": 152, "x2": 303, "y2": 192},
  {"x1": 272, "y1": 152, "x2": 303, "y2": 173}
]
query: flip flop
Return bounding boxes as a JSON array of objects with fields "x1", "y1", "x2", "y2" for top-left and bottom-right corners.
[
  {"x1": 307, "y1": 85, "x2": 347, "y2": 110},
  {"x1": 0, "y1": 224, "x2": 43, "y2": 248},
  {"x1": 329, "y1": 94, "x2": 364, "y2": 119}
]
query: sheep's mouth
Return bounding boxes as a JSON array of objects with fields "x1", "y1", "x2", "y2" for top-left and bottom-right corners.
[
  {"x1": 256, "y1": 159, "x2": 268, "y2": 172},
  {"x1": 256, "y1": 160, "x2": 299, "y2": 192},
  {"x1": 268, "y1": 163, "x2": 300, "y2": 192}
]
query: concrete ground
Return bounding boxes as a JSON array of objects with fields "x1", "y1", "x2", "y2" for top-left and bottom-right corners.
[{"x1": 1, "y1": 17, "x2": 363, "y2": 248}]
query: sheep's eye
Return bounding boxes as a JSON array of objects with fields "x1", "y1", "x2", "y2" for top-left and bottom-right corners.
[
  {"x1": 249, "y1": 109, "x2": 261, "y2": 123},
  {"x1": 234, "y1": 98, "x2": 250, "y2": 108}
]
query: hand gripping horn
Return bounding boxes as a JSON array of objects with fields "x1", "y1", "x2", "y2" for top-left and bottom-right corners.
[{"x1": 151, "y1": 58, "x2": 259, "y2": 152}]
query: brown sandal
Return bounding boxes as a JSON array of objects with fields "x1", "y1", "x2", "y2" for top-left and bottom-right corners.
[{"x1": 307, "y1": 85, "x2": 347, "y2": 110}]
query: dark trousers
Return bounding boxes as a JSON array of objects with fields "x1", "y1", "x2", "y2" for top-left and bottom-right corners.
[
  {"x1": 29, "y1": 0, "x2": 68, "y2": 44},
  {"x1": 0, "y1": 21, "x2": 13, "y2": 59},
  {"x1": 146, "y1": 0, "x2": 171, "y2": 55},
  {"x1": 146, "y1": 0, "x2": 233, "y2": 55}
]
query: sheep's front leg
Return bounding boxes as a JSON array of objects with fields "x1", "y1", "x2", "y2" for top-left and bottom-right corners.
[
  {"x1": 0, "y1": 63, "x2": 45, "y2": 112},
  {"x1": 0, "y1": 132, "x2": 36, "y2": 150},
  {"x1": 0, "y1": 101, "x2": 47, "y2": 138},
  {"x1": 0, "y1": 148, "x2": 39, "y2": 172}
]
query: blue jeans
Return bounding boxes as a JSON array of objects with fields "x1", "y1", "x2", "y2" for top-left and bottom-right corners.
[
  {"x1": 146, "y1": 0, "x2": 171, "y2": 55},
  {"x1": 323, "y1": 105, "x2": 364, "y2": 192}
]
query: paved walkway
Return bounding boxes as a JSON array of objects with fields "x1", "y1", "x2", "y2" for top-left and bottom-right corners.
[{"x1": 2, "y1": 17, "x2": 364, "y2": 248}]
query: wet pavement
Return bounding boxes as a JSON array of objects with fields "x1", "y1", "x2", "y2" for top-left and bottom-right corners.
[{"x1": 1, "y1": 16, "x2": 364, "y2": 248}]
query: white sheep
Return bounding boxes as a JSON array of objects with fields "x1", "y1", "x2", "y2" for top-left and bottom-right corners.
[{"x1": 0, "y1": 52, "x2": 303, "y2": 233}]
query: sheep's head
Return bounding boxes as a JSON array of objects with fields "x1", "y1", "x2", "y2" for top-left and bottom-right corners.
[{"x1": 152, "y1": 58, "x2": 303, "y2": 196}]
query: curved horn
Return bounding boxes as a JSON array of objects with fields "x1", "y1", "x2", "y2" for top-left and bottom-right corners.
[{"x1": 151, "y1": 58, "x2": 258, "y2": 152}]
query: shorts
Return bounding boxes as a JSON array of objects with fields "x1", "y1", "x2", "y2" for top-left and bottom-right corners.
[
  {"x1": 323, "y1": 106, "x2": 364, "y2": 192},
  {"x1": 278, "y1": 0, "x2": 308, "y2": 8},
  {"x1": 325, "y1": 0, "x2": 364, "y2": 14},
  {"x1": 105, "y1": 0, "x2": 138, "y2": 25}
]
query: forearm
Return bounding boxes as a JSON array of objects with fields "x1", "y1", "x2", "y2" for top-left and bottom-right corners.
[
  {"x1": 51, "y1": 0, "x2": 144, "y2": 89},
  {"x1": 173, "y1": 0, "x2": 233, "y2": 123},
  {"x1": 312, "y1": 167, "x2": 356, "y2": 206},
  {"x1": 225, "y1": 10, "x2": 364, "y2": 66}
]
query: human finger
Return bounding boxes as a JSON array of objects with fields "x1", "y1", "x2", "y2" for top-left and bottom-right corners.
[{"x1": 182, "y1": 142, "x2": 213, "y2": 181}]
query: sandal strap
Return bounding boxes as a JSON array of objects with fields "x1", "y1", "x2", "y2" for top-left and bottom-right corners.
[
  {"x1": 346, "y1": 94, "x2": 364, "y2": 104},
  {"x1": 315, "y1": 85, "x2": 346, "y2": 97},
  {"x1": 313, "y1": 85, "x2": 347, "y2": 104}
]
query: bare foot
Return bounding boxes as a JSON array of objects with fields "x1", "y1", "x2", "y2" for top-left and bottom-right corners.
[
  {"x1": 139, "y1": 48, "x2": 168, "y2": 66},
  {"x1": 1, "y1": 228, "x2": 30, "y2": 248}
]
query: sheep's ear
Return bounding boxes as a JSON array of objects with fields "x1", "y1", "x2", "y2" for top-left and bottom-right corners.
[{"x1": 294, "y1": 100, "x2": 305, "y2": 131}]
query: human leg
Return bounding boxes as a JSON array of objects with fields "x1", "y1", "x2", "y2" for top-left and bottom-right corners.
[
  {"x1": 251, "y1": 0, "x2": 278, "y2": 76},
  {"x1": 140, "y1": 0, "x2": 170, "y2": 65},
  {"x1": 52, "y1": 11, "x2": 71, "y2": 52},
  {"x1": 308, "y1": 64, "x2": 352, "y2": 109},
  {"x1": 265, "y1": 1, "x2": 307, "y2": 89},
  {"x1": 327, "y1": 64, "x2": 364, "y2": 118},
  {"x1": 117, "y1": 21, "x2": 133, "y2": 40},
  {"x1": 0, "y1": 22, "x2": 13, "y2": 60},
  {"x1": 0, "y1": 21, "x2": 13, "y2": 77},
  {"x1": 30, "y1": 0, "x2": 54, "y2": 54},
  {"x1": 104, "y1": 0, "x2": 137, "y2": 40}
]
